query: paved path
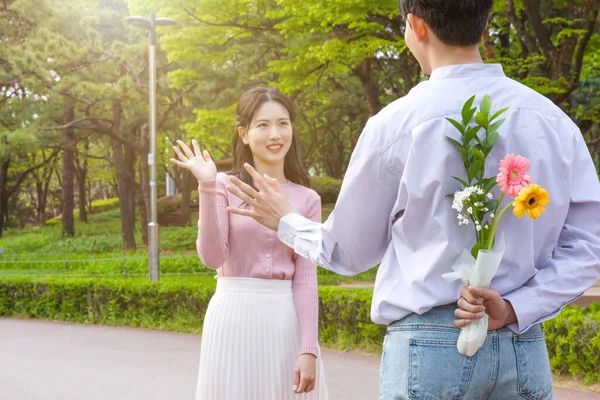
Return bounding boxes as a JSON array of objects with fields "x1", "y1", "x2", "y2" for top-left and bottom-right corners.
[{"x1": 0, "y1": 319, "x2": 597, "y2": 399}]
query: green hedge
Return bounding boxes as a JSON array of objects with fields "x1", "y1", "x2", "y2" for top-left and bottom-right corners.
[
  {"x1": 0, "y1": 277, "x2": 214, "y2": 332},
  {"x1": 309, "y1": 176, "x2": 342, "y2": 204},
  {"x1": 0, "y1": 277, "x2": 381, "y2": 353},
  {"x1": 0, "y1": 277, "x2": 598, "y2": 383},
  {"x1": 543, "y1": 303, "x2": 600, "y2": 385},
  {"x1": 46, "y1": 198, "x2": 121, "y2": 226}
]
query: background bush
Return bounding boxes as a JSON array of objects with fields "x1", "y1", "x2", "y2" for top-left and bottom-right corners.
[
  {"x1": 46, "y1": 198, "x2": 121, "y2": 226},
  {"x1": 1, "y1": 276, "x2": 597, "y2": 384},
  {"x1": 309, "y1": 176, "x2": 342, "y2": 204}
]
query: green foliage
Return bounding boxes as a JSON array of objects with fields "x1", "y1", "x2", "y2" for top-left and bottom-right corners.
[
  {"x1": 89, "y1": 198, "x2": 120, "y2": 213},
  {"x1": 317, "y1": 286, "x2": 386, "y2": 353},
  {"x1": 0, "y1": 276, "x2": 215, "y2": 332},
  {"x1": 543, "y1": 304, "x2": 600, "y2": 385},
  {"x1": 446, "y1": 95, "x2": 507, "y2": 187},
  {"x1": 446, "y1": 95, "x2": 509, "y2": 254},
  {"x1": 160, "y1": 226, "x2": 199, "y2": 252},
  {"x1": 0, "y1": 276, "x2": 385, "y2": 352},
  {"x1": 309, "y1": 176, "x2": 342, "y2": 204},
  {"x1": 1, "y1": 275, "x2": 598, "y2": 379},
  {"x1": 46, "y1": 198, "x2": 121, "y2": 226}
]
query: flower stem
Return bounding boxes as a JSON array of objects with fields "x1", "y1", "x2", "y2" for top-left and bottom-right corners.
[
  {"x1": 493, "y1": 193, "x2": 504, "y2": 218},
  {"x1": 486, "y1": 201, "x2": 513, "y2": 250}
]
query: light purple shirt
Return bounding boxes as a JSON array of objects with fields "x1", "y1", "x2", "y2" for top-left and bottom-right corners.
[{"x1": 278, "y1": 64, "x2": 600, "y2": 333}]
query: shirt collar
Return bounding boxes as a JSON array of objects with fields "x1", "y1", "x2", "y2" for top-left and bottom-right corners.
[{"x1": 429, "y1": 63, "x2": 505, "y2": 80}]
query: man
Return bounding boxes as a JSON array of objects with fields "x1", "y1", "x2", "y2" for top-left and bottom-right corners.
[{"x1": 226, "y1": 0, "x2": 600, "y2": 398}]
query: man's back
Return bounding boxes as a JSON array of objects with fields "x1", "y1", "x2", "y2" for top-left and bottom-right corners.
[{"x1": 368, "y1": 64, "x2": 600, "y2": 331}]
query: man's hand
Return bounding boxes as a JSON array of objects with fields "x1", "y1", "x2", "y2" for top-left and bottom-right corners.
[
  {"x1": 293, "y1": 354, "x2": 317, "y2": 393},
  {"x1": 454, "y1": 286, "x2": 517, "y2": 331},
  {"x1": 226, "y1": 163, "x2": 294, "y2": 231}
]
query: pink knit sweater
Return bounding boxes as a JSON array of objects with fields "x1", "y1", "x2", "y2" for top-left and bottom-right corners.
[{"x1": 197, "y1": 172, "x2": 321, "y2": 356}]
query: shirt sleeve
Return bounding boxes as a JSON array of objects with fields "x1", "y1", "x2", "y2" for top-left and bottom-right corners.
[
  {"x1": 278, "y1": 125, "x2": 402, "y2": 276},
  {"x1": 503, "y1": 133, "x2": 600, "y2": 333},
  {"x1": 196, "y1": 174, "x2": 229, "y2": 269},
  {"x1": 291, "y1": 193, "x2": 321, "y2": 357}
]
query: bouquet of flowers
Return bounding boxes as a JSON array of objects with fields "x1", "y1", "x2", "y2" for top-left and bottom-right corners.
[{"x1": 442, "y1": 95, "x2": 550, "y2": 357}]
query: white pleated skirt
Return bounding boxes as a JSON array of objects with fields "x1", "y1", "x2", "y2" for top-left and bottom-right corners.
[{"x1": 195, "y1": 277, "x2": 329, "y2": 400}]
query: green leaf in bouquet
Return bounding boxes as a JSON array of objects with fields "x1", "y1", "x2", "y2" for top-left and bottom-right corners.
[
  {"x1": 485, "y1": 200, "x2": 499, "y2": 212},
  {"x1": 467, "y1": 159, "x2": 483, "y2": 183},
  {"x1": 474, "y1": 169, "x2": 484, "y2": 181},
  {"x1": 446, "y1": 118, "x2": 464, "y2": 134},
  {"x1": 487, "y1": 119, "x2": 505, "y2": 137},
  {"x1": 465, "y1": 126, "x2": 481, "y2": 144},
  {"x1": 490, "y1": 107, "x2": 509, "y2": 122},
  {"x1": 483, "y1": 177, "x2": 497, "y2": 192},
  {"x1": 470, "y1": 146, "x2": 485, "y2": 161},
  {"x1": 452, "y1": 176, "x2": 469, "y2": 187},
  {"x1": 461, "y1": 95, "x2": 476, "y2": 121},
  {"x1": 446, "y1": 137, "x2": 468, "y2": 163},
  {"x1": 487, "y1": 131, "x2": 500, "y2": 150},
  {"x1": 463, "y1": 108, "x2": 477, "y2": 128},
  {"x1": 471, "y1": 242, "x2": 483, "y2": 259},
  {"x1": 480, "y1": 94, "x2": 492, "y2": 117},
  {"x1": 475, "y1": 111, "x2": 489, "y2": 128}
]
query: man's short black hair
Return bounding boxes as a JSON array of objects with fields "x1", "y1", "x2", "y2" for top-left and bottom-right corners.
[{"x1": 399, "y1": 0, "x2": 493, "y2": 47}]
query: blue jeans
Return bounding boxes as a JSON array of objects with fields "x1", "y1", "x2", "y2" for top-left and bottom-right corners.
[{"x1": 380, "y1": 306, "x2": 553, "y2": 400}]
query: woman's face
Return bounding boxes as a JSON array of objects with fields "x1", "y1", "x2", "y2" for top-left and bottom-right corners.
[{"x1": 239, "y1": 100, "x2": 293, "y2": 169}]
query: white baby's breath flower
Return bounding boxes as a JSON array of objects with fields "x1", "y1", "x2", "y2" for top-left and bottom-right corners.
[
  {"x1": 476, "y1": 225, "x2": 482, "y2": 231},
  {"x1": 467, "y1": 207, "x2": 473, "y2": 214},
  {"x1": 490, "y1": 213, "x2": 495, "y2": 219},
  {"x1": 487, "y1": 193, "x2": 493, "y2": 199}
]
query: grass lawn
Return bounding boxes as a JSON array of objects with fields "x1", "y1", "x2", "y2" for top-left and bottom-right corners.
[{"x1": 0, "y1": 204, "x2": 378, "y2": 285}]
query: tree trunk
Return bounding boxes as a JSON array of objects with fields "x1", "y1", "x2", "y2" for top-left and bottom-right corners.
[
  {"x1": 354, "y1": 58, "x2": 382, "y2": 116},
  {"x1": 481, "y1": 26, "x2": 494, "y2": 60},
  {"x1": 77, "y1": 169, "x2": 87, "y2": 223},
  {"x1": 110, "y1": 101, "x2": 136, "y2": 250},
  {"x1": 75, "y1": 140, "x2": 89, "y2": 223},
  {"x1": 0, "y1": 156, "x2": 9, "y2": 238},
  {"x1": 180, "y1": 170, "x2": 194, "y2": 214},
  {"x1": 61, "y1": 105, "x2": 76, "y2": 238}
]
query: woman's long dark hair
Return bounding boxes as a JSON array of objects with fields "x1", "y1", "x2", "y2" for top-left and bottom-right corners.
[{"x1": 228, "y1": 87, "x2": 309, "y2": 188}]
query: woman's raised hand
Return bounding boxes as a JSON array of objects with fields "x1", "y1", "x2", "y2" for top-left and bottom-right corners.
[{"x1": 170, "y1": 139, "x2": 217, "y2": 183}]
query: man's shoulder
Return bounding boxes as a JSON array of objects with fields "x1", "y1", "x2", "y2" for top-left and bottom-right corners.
[
  {"x1": 365, "y1": 76, "x2": 578, "y2": 141},
  {"x1": 362, "y1": 83, "x2": 430, "y2": 145}
]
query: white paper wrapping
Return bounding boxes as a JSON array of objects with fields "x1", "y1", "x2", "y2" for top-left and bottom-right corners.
[{"x1": 442, "y1": 234, "x2": 505, "y2": 357}]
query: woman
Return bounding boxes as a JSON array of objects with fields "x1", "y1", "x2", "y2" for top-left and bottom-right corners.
[{"x1": 171, "y1": 87, "x2": 328, "y2": 399}]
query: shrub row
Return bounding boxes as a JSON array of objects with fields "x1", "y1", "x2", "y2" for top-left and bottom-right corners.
[
  {"x1": 46, "y1": 198, "x2": 121, "y2": 226},
  {"x1": 309, "y1": 176, "x2": 342, "y2": 204},
  {"x1": 153, "y1": 177, "x2": 342, "y2": 214},
  {"x1": 0, "y1": 277, "x2": 597, "y2": 383}
]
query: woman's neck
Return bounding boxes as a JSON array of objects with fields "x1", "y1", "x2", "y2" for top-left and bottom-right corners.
[{"x1": 252, "y1": 160, "x2": 287, "y2": 184}]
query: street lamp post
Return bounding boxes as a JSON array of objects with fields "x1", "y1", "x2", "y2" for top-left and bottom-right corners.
[{"x1": 126, "y1": 14, "x2": 176, "y2": 282}]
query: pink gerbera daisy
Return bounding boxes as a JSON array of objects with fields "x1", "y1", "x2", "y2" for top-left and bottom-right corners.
[{"x1": 496, "y1": 154, "x2": 532, "y2": 197}]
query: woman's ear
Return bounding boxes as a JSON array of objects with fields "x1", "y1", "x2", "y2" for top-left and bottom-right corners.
[{"x1": 238, "y1": 126, "x2": 248, "y2": 145}]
